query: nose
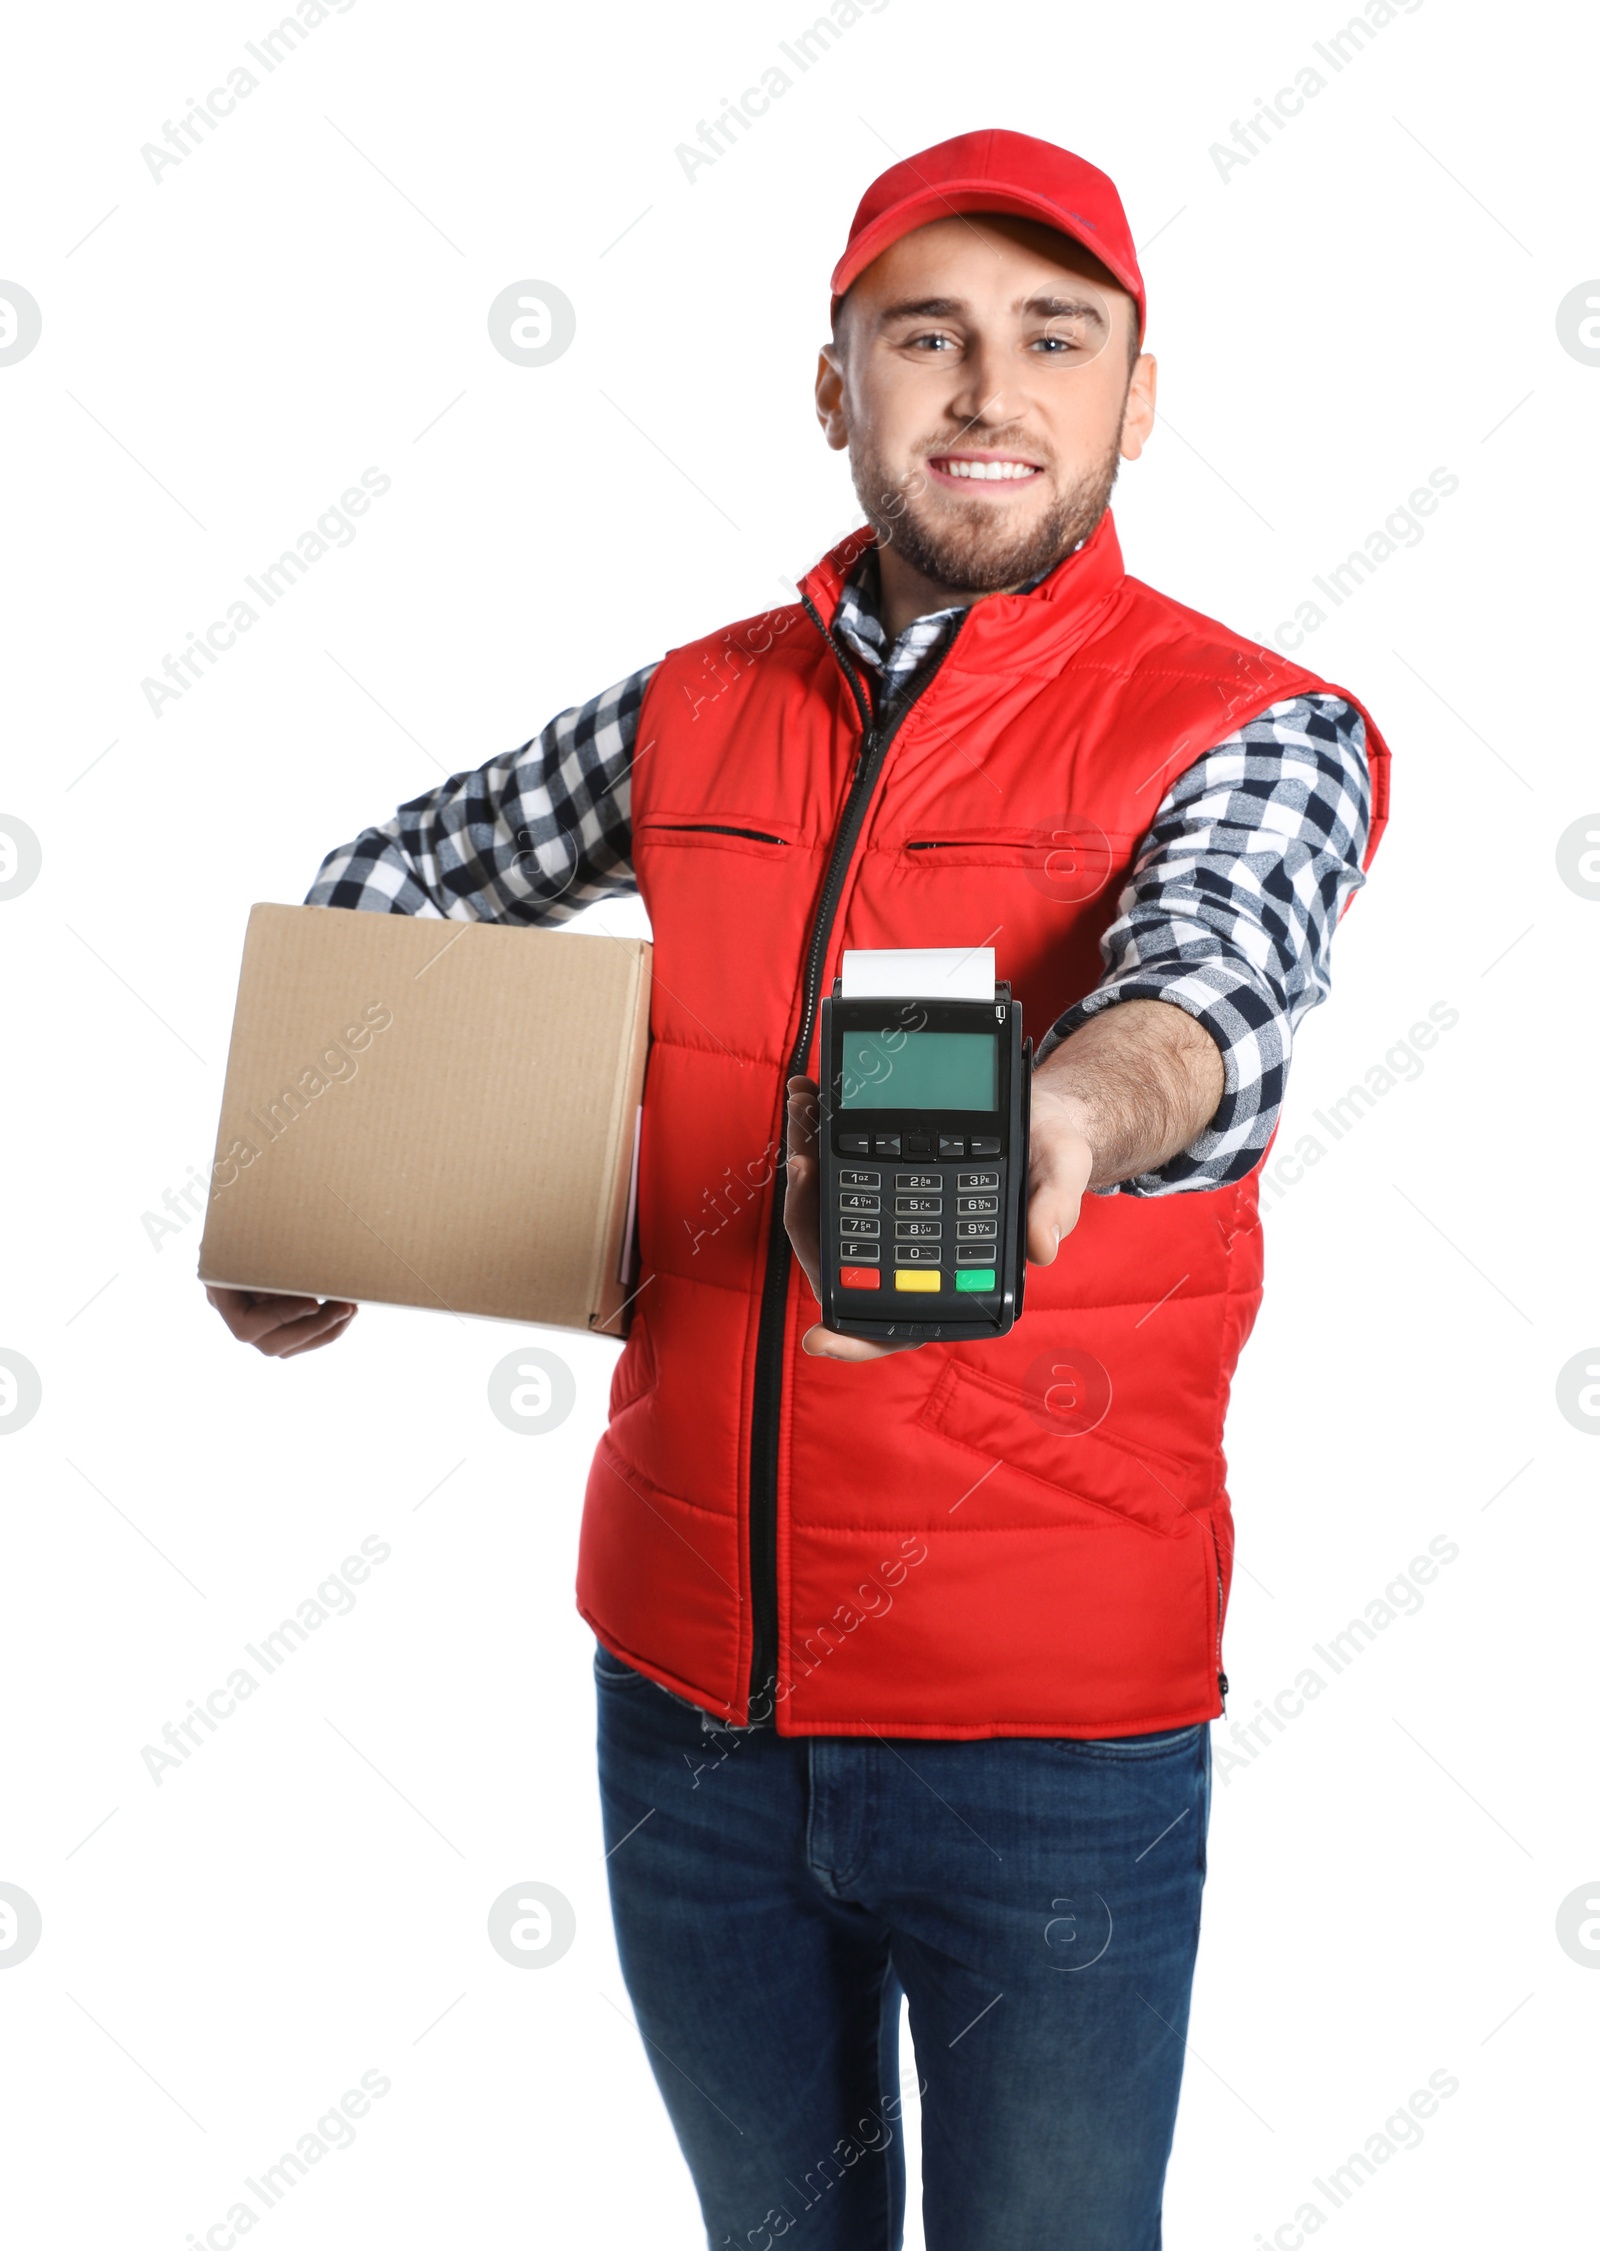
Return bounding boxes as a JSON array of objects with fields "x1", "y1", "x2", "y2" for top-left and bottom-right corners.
[{"x1": 942, "y1": 334, "x2": 1015, "y2": 433}]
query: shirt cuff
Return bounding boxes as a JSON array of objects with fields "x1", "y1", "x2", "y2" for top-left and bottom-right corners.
[{"x1": 1035, "y1": 963, "x2": 1287, "y2": 1196}]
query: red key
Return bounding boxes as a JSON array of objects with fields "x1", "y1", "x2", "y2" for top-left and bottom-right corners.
[{"x1": 839, "y1": 1265, "x2": 881, "y2": 1289}]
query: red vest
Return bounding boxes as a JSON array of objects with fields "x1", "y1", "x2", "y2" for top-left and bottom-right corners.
[{"x1": 577, "y1": 513, "x2": 1390, "y2": 1737}]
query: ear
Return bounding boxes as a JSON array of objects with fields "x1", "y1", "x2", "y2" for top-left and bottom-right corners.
[
  {"x1": 815, "y1": 344, "x2": 850, "y2": 452},
  {"x1": 1119, "y1": 350, "x2": 1157, "y2": 462}
]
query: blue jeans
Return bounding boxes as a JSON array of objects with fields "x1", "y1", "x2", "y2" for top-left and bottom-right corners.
[{"x1": 595, "y1": 1644, "x2": 1210, "y2": 2251}]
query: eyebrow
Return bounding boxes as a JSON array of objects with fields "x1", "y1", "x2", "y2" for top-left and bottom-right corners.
[
  {"x1": 874, "y1": 296, "x2": 967, "y2": 323},
  {"x1": 874, "y1": 293, "x2": 1109, "y2": 329},
  {"x1": 1025, "y1": 295, "x2": 1108, "y2": 328}
]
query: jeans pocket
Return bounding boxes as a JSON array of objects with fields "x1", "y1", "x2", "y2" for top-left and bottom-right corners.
[
  {"x1": 1056, "y1": 1723, "x2": 1205, "y2": 1760},
  {"x1": 593, "y1": 1642, "x2": 647, "y2": 1688}
]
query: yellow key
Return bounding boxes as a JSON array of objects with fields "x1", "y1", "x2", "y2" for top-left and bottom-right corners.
[{"x1": 894, "y1": 1269, "x2": 941, "y2": 1292}]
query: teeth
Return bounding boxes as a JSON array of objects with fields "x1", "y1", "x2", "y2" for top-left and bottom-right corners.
[{"x1": 939, "y1": 458, "x2": 1038, "y2": 481}]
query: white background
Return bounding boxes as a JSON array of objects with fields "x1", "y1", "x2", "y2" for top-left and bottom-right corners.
[{"x1": 2, "y1": 0, "x2": 1596, "y2": 2244}]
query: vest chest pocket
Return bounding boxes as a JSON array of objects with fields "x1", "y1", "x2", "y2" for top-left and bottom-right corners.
[
  {"x1": 637, "y1": 818, "x2": 797, "y2": 858},
  {"x1": 893, "y1": 824, "x2": 1132, "y2": 904}
]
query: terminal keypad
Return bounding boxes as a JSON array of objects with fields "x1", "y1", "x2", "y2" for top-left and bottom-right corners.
[{"x1": 833, "y1": 1161, "x2": 1003, "y2": 1291}]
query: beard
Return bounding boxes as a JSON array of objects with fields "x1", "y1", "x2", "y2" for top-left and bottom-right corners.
[{"x1": 849, "y1": 429, "x2": 1122, "y2": 594}]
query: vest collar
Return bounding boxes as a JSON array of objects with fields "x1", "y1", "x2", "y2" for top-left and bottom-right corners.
[{"x1": 796, "y1": 508, "x2": 1128, "y2": 683}]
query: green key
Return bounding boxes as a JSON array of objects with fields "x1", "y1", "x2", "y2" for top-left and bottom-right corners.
[{"x1": 955, "y1": 1269, "x2": 996, "y2": 1292}]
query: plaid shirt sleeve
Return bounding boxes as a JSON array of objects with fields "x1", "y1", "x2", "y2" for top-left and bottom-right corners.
[
  {"x1": 304, "y1": 664, "x2": 656, "y2": 921},
  {"x1": 1035, "y1": 693, "x2": 1373, "y2": 1196}
]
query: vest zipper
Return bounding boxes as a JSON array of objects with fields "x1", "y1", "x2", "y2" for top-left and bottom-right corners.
[
  {"x1": 1209, "y1": 1522, "x2": 1228, "y2": 1710},
  {"x1": 744, "y1": 590, "x2": 969, "y2": 1716}
]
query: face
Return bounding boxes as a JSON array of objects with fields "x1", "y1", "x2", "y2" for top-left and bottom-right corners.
[{"x1": 816, "y1": 214, "x2": 1156, "y2": 594}]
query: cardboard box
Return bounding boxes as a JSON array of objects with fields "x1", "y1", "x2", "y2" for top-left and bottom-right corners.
[{"x1": 198, "y1": 904, "x2": 650, "y2": 1333}]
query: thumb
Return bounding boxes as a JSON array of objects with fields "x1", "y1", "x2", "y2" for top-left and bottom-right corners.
[{"x1": 1026, "y1": 1125, "x2": 1094, "y2": 1265}]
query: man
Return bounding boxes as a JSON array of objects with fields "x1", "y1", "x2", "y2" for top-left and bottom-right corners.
[{"x1": 208, "y1": 132, "x2": 1388, "y2": 2249}]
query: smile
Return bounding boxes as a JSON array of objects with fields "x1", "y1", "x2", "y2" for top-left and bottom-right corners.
[{"x1": 925, "y1": 454, "x2": 1043, "y2": 486}]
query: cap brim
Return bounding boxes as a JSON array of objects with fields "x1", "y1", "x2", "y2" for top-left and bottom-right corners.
[{"x1": 829, "y1": 183, "x2": 1144, "y2": 339}]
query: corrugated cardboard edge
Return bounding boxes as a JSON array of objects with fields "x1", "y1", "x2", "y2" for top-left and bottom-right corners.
[
  {"x1": 587, "y1": 942, "x2": 652, "y2": 1334},
  {"x1": 196, "y1": 900, "x2": 275, "y2": 1292}
]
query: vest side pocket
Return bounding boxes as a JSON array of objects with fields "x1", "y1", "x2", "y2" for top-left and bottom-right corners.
[{"x1": 916, "y1": 1356, "x2": 1204, "y2": 1538}]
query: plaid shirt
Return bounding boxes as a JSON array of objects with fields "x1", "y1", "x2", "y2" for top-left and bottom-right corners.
[{"x1": 308, "y1": 560, "x2": 1371, "y2": 1194}]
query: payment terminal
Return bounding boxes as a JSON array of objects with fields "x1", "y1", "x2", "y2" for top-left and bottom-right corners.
[{"x1": 817, "y1": 951, "x2": 1031, "y2": 1342}]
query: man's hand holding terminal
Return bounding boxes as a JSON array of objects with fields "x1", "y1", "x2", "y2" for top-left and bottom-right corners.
[{"x1": 785, "y1": 997, "x2": 1224, "y2": 1362}]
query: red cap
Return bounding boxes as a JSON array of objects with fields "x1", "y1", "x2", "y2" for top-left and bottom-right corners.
[{"x1": 830, "y1": 128, "x2": 1146, "y2": 343}]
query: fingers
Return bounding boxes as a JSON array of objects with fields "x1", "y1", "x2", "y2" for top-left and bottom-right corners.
[
  {"x1": 782, "y1": 1075, "x2": 824, "y2": 1305},
  {"x1": 785, "y1": 1077, "x2": 921, "y2": 1358},
  {"x1": 204, "y1": 1284, "x2": 358, "y2": 1355},
  {"x1": 785, "y1": 1074, "x2": 820, "y2": 1168},
  {"x1": 800, "y1": 1320, "x2": 919, "y2": 1362},
  {"x1": 274, "y1": 1305, "x2": 359, "y2": 1358},
  {"x1": 206, "y1": 1285, "x2": 321, "y2": 1343}
]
